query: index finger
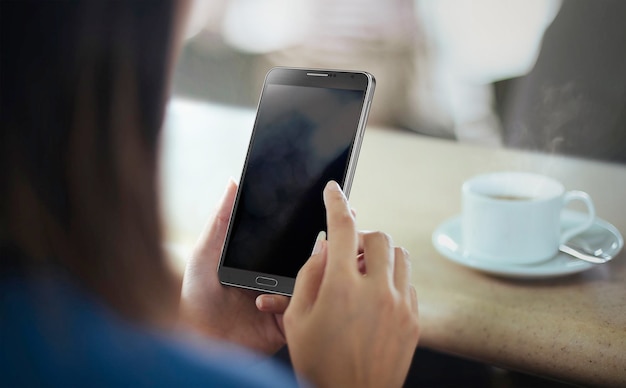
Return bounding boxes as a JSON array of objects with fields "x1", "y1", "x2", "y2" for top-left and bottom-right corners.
[{"x1": 323, "y1": 181, "x2": 358, "y2": 275}]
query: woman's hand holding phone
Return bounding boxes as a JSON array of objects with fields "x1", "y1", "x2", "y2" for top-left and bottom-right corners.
[
  {"x1": 180, "y1": 179, "x2": 289, "y2": 355},
  {"x1": 283, "y1": 181, "x2": 420, "y2": 387}
]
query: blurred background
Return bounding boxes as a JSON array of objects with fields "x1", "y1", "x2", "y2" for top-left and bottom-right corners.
[
  {"x1": 171, "y1": 0, "x2": 626, "y2": 164},
  {"x1": 163, "y1": 3, "x2": 625, "y2": 385}
]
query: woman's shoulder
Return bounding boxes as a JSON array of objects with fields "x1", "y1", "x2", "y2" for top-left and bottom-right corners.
[{"x1": 0, "y1": 275, "x2": 297, "y2": 387}]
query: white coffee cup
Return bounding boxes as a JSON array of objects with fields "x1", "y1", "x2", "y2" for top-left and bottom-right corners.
[{"x1": 462, "y1": 172, "x2": 595, "y2": 265}]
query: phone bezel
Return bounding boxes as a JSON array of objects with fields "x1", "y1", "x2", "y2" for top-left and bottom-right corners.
[{"x1": 217, "y1": 67, "x2": 376, "y2": 296}]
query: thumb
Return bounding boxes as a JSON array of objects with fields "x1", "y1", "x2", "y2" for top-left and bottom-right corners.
[{"x1": 288, "y1": 234, "x2": 327, "y2": 315}]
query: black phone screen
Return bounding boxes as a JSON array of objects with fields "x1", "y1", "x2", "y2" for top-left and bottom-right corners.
[{"x1": 221, "y1": 81, "x2": 366, "y2": 278}]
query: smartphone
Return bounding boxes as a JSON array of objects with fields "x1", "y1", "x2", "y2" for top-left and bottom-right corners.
[{"x1": 217, "y1": 67, "x2": 375, "y2": 295}]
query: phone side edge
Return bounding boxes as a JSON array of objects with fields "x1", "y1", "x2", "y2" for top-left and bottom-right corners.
[{"x1": 343, "y1": 72, "x2": 376, "y2": 198}]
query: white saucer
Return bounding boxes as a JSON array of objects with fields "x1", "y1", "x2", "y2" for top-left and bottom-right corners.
[{"x1": 432, "y1": 210, "x2": 623, "y2": 279}]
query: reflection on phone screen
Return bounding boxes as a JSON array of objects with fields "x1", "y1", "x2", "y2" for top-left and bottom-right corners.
[{"x1": 223, "y1": 84, "x2": 365, "y2": 277}]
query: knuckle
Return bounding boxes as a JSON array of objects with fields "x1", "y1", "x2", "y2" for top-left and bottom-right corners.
[
  {"x1": 327, "y1": 187, "x2": 347, "y2": 202},
  {"x1": 403, "y1": 253, "x2": 412, "y2": 272},
  {"x1": 396, "y1": 246, "x2": 410, "y2": 259},
  {"x1": 364, "y1": 231, "x2": 392, "y2": 246},
  {"x1": 409, "y1": 285, "x2": 418, "y2": 300},
  {"x1": 328, "y1": 284, "x2": 353, "y2": 304},
  {"x1": 372, "y1": 285, "x2": 396, "y2": 309},
  {"x1": 397, "y1": 308, "x2": 413, "y2": 326},
  {"x1": 368, "y1": 283, "x2": 419, "y2": 338},
  {"x1": 407, "y1": 317, "x2": 420, "y2": 342},
  {"x1": 332, "y1": 211, "x2": 355, "y2": 228},
  {"x1": 398, "y1": 302, "x2": 419, "y2": 333}
]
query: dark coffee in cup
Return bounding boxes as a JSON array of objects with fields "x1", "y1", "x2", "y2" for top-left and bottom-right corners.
[{"x1": 487, "y1": 195, "x2": 534, "y2": 201}]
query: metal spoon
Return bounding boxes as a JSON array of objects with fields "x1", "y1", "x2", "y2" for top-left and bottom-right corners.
[{"x1": 559, "y1": 243, "x2": 613, "y2": 264}]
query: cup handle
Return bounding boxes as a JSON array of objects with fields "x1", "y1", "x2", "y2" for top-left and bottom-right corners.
[{"x1": 560, "y1": 190, "x2": 596, "y2": 244}]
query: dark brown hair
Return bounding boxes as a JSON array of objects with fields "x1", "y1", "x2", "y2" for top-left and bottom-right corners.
[{"x1": 1, "y1": 1, "x2": 179, "y2": 324}]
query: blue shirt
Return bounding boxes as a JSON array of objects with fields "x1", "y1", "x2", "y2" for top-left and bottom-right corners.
[{"x1": 0, "y1": 274, "x2": 299, "y2": 387}]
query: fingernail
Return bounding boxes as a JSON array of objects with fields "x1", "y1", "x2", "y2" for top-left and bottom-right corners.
[
  {"x1": 256, "y1": 295, "x2": 273, "y2": 309},
  {"x1": 312, "y1": 231, "x2": 327, "y2": 254},
  {"x1": 326, "y1": 181, "x2": 341, "y2": 192},
  {"x1": 222, "y1": 178, "x2": 235, "y2": 197}
]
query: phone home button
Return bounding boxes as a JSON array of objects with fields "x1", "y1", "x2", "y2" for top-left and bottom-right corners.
[{"x1": 255, "y1": 276, "x2": 278, "y2": 287}]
